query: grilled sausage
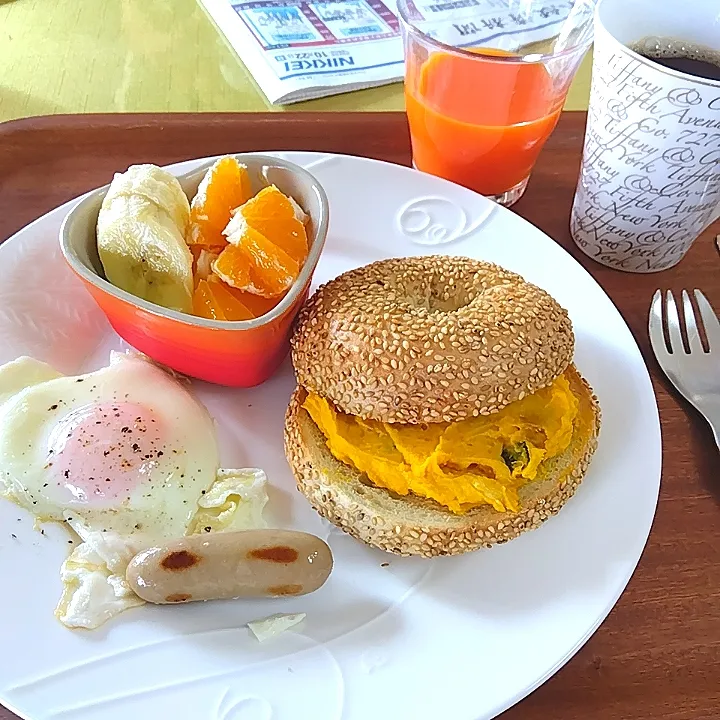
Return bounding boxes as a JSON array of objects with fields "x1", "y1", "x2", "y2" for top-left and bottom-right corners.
[{"x1": 126, "y1": 529, "x2": 332, "y2": 604}]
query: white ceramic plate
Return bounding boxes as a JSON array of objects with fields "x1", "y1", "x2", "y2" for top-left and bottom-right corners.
[{"x1": 0, "y1": 153, "x2": 661, "y2": 720}]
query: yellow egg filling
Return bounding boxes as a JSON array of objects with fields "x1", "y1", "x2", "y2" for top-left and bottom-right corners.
[{"x1": 302, "y1": 372, "x2": 580, "y2": 514}]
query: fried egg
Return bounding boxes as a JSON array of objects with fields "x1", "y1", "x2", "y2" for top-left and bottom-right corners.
[{"x1": 0, "y1": 353, "x2": 268, "y2": 629}]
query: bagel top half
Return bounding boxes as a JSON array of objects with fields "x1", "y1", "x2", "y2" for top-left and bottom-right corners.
[{"x1": 291, "y1": 255, "x2": 574, "y2": 424}]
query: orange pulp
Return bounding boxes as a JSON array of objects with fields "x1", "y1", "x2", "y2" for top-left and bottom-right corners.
[
  {"x1": 188, "y1": 156, "x2": 252, "y2": 247},
  {"x1": 213, "y1": 185, "x2": 308, "y2": 298},
  {"x1": 405, "y1": 49, "x2": 562, "y2": 196},
  {"x1": 192, "y1": 275, "x2": 280, "y2": 321}
]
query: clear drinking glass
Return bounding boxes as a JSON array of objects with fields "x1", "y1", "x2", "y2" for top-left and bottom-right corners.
[{"x1": 398, "y1": 0, "x2": 596, "y2": 206}]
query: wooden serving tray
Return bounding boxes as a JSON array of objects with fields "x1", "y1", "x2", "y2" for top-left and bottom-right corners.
[{"x1": 0, "y1": 112, "x2": 718, "y2": 720}]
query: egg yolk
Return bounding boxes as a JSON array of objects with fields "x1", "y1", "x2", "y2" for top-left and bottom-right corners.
[
  {"x1": 302, "y1": 373, "x2": 579, "y2": 514},
  {"x1": 48, "y1": 402, "x2": 164, "y2": 507}
]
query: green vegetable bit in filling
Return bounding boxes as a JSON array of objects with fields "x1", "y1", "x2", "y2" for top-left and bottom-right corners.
[{"x1": 501, "y1": 441, "x2": 530, "y2": 472}]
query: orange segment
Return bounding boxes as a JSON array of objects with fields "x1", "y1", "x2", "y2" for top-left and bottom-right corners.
[
  {"x1": 207, "y1": 275, "x2": 280, "y2": 317},
  {"x1": 213, "y1": 245, "x2": 262, "y2": 296},
  {"x1": 206, "y1": 277, "x2": 254, "y2": 321},
  {"x1": 228, "y1": 185, "x2": 308, "y2": 263},
  {"x1": 192, "y1": 278, "x2": 255, "y2": 321},
  {"x1": 188, "y1": 156, "x2": 252, "y2": 247},
  {"x1": 234, "y1": 290, "x2": 280, "y2": 318},
  {"x1": 213, "y1": 227, "x2": 299, "y2": 298},
  {"x1": 192, "y1": 280, "x2": 223, "y2": 320}
]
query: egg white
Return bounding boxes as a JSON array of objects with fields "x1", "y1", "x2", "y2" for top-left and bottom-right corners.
[
  {"x1": 0, "y1": 351, "x2": 219, "y2": 543},
  {"x1": 56, "y1": 468, "x2": 268, "y2": 629},
  {"x1": 0, "y1": 356, "x2": 63, "y2": 407},
  {"x1": 0, "y1": 353, "x2": 269, "y2": 629}
]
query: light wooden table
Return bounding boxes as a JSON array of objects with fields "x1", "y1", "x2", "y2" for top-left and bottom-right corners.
[{"x1": 0, "y1": 0, "x2": 593, "y2": 123}]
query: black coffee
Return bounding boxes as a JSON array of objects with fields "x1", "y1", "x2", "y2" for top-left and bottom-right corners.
[{"x1": 631, "y1": 37, "x2": 720, "y2": 82}]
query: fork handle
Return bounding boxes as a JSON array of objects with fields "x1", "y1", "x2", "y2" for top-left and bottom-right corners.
[{"x1": 697, "y1": 398, "x2": 720, "y2": 452}]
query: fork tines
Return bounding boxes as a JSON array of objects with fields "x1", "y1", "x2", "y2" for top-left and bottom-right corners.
[{"x1": 650, "y1": 289, "x2": 719, "y2": 355}]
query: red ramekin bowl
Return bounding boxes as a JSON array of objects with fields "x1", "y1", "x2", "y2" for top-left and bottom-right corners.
[{"x1": 60, "y1": 154, "x2": 329, "y2": 387}]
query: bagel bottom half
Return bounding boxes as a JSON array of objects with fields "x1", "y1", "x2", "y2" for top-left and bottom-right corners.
[{"x1": 284, "y1": 365, "x2": 601, "y2": 557}]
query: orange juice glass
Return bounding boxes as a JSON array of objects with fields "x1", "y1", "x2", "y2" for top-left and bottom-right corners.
[{"x1": 398, "y1": 0, "x2": 594, "y2": 206}]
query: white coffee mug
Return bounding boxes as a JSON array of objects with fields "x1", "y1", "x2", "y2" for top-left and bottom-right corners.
[{"x1": 571, "y1": 0, "x2": 720, "y2": 273}]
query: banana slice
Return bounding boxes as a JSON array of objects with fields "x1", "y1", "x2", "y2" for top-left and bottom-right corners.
[{"x1": 97, "y1": 165, "x2": 193, "y2": 313}]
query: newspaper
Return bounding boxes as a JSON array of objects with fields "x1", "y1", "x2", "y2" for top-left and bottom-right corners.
[{"x1": 199, "y1": 0, "x2": 583, "y2": 105}]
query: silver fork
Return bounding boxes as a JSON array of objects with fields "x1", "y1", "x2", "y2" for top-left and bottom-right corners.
[{"x1": 649, "y1": 289, "x2": 720, "y2": 451}]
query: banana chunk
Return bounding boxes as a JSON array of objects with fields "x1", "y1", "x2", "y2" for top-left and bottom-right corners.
[{"x1": 97, "y1": 165, "x2": 194, "y2": 313}]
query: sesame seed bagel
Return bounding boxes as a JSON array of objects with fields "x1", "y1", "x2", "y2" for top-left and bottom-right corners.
[
  {"x1": 284, "y1": 365, "x2": 601, "y2": 557},
  {"x1": 291, "y1": 256, "x2": 574, "y2": 424}
]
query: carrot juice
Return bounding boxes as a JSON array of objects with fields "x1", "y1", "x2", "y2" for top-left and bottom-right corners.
[{"x1": 405, "y1": 49, "x2": 563, "y2": 197}]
